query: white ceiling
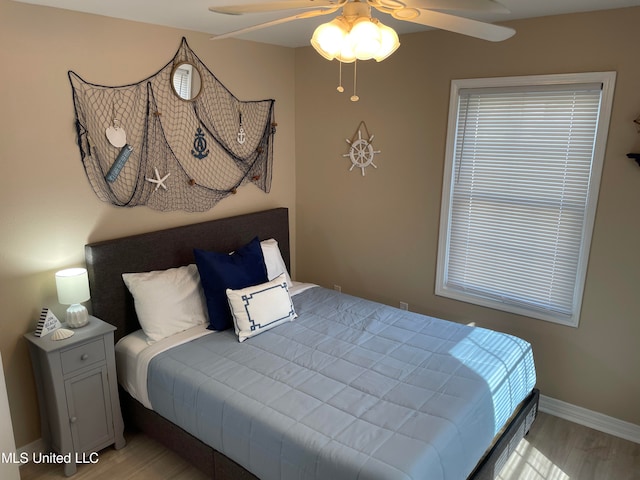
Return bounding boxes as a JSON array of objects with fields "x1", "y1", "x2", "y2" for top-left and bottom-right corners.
[{"x1": 13, "y1": 0, "x2": 640, "y2": 47}]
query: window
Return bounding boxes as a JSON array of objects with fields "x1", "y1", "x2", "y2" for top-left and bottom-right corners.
[{"x1": 436, "y1": 72, "x2": 616, "y2": 326}]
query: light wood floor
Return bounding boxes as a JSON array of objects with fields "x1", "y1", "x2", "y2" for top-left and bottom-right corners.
[{"x1": 19, "y1": 412, "x2": 640, "y2": 480}]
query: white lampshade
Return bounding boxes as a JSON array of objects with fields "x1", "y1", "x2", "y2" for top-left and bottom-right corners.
[{"x1": 55, "y1": 268, "x2": 90, "y2": 328}]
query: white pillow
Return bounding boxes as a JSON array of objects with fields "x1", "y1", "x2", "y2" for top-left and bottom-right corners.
[
  {"x1": 260, "y1": 238, "x2": 293, "y2": 287},
  {"x1": 226, "y1": 273, "x2": 297, "y2": 342},
  {"x1": 122, "y1": 264, "x2": 208, "y2": 343}
]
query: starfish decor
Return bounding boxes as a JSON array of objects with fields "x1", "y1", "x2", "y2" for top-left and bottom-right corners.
[{"x1": 146, "y1": 168, "x2": 170, "y2": 191}]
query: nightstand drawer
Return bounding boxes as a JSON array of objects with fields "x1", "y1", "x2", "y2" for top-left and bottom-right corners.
[{"x1": 60, "y1": 339, "x2": 106, "y2": 375}]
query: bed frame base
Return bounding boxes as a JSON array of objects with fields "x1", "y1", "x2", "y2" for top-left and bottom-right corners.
[
  {"x1": 121, "y1": 387, "x2": 258, "y2": 480},
  {"x1": 469, "y1": 388, "x2": 539, "y2": 479}
]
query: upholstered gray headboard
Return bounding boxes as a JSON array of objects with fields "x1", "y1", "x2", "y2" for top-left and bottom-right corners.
[{"x1": 85, "y1": 208, "x2": 290, "y2": 342}]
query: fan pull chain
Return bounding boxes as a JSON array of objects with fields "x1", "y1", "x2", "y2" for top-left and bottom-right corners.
[
  {"x1": 337, "y1": 61, "x2": 344, "y2": 93},
  {"x1": 351, "y1": 60, "x2": 359, "y2": 102}
]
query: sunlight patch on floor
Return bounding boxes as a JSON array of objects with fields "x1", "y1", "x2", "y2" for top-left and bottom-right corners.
[{"x1": 498, "y1": 438, "x2": 570, "y2": 480}]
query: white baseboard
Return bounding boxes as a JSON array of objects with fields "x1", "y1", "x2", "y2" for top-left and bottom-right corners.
[
  {"x1": 16, "y1": 438, "x2": 46, "y2": 465},
  {"x1": 539, "y1": 394, "x2": 640, "y2": 444}
]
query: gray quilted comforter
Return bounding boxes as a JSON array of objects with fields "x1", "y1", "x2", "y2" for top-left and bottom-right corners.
[{"x1": 147, "y1": 286, "x2": 536, "y2": 480}]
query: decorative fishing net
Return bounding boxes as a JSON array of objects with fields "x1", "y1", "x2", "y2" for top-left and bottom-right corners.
[{"x1": 69, "y1": 38, "x2": 276, "y2": 212}]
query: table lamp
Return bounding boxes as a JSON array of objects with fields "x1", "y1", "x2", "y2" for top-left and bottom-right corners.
[{"x1": 55, "y1": 268, "x2": 91, "y2": 328}]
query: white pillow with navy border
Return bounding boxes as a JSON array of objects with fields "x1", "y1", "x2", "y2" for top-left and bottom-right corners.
[{"x1": 226, "y1": 273, "x2": 297, "y2": 342}]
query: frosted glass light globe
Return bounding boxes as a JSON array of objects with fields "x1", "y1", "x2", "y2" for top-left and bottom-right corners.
[
  {"x1": 374, "y1": 22, "x2": 401, "y2": 61},
  {"x1": 311, "y1": 18, "x2": 348, "y2": 60},
  {"x1": 350, "y1": 18, "x2": 381, "y2": 60}
]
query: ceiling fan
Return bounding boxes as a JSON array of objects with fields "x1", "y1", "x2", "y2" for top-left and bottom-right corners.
[
  {"x1": 208, "y1": 0, "x2": 515, "y2": 45},
  {"x1": 209, "y1": 0, "x2": 514, "y2": 101}
]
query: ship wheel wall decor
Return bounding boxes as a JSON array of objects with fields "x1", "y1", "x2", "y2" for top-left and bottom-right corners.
[
  {"x1": 343, "y1": 121, "x2": 381, "y2": 176},
  {"x1": 69, "y1": 37, "x2": 276, "y2": 212}
]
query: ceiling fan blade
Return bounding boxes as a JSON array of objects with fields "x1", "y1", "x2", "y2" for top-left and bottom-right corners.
[
  {"x1": 395, "y1": 8, "x2": 515, "y2": 41},
  {"x1": 210, "y1": 7, "x2": 340, "y2": 41},
  {"x1": 209, "y1": 1, "x2": 341, "y2": 15},
  {"x1": 393, "y1": 0, "x2": 509, "y2": 14}
]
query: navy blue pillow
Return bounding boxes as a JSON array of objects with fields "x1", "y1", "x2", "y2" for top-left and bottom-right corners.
[{"x1": 194, "y1": 237, "x2": 268, "y2": 331}]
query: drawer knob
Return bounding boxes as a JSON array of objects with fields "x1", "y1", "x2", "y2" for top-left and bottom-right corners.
[
  {"x1": 81, "y1": 354, "x2": 89, "y2": 361},
  {"x1": 70, "y1": 417, "x2": 77, "y2": 424}
]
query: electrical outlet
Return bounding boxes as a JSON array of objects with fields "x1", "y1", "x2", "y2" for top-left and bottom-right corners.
[
  {"x1": 333, "y1": 285, "x2": 342, "y2": 293},
  {"x1": 400, "y1": 301, "x2": 409, "y2": 311}
]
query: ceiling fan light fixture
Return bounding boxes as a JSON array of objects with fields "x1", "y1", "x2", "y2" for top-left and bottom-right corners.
[
  {"x1": 310, "y1": 7, "x2": 400, "y2": 63},
  {"x1": 307, "y1": 0, "x2": 401, "y2": 101}
]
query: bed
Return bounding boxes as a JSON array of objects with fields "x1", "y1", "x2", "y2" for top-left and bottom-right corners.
[{"x1": 85, "y1": 207, "x2": 538, "y2": 480}]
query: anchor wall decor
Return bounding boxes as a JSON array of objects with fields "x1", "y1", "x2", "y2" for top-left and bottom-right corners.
[
  {"x1": 237, "y1": 112, "x2": 246, "y2": 145},
  {"x1": 191, "y1": 127, "x2": 210, "y2": 159}
]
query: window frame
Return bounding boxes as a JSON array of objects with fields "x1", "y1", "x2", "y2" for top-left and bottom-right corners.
[{"x1": 436, "y1": 72, "x2": 616, "y2": 327}]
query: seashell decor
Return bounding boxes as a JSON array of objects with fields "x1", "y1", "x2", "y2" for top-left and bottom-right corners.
[{"x1": 51, "y1": 328, "x2": 75, "y2": 341}]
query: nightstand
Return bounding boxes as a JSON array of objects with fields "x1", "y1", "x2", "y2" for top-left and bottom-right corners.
[{"x1": 25, "y1": 316, "x2": 125, "y2": 476}]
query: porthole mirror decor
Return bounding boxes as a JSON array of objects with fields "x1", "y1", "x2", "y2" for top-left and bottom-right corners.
[{"x1": 171, "y1": 61, "x2": 203, "y2": 101}]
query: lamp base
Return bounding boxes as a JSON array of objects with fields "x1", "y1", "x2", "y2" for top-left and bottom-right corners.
[{"x1": 66, "y1": 304, "x2": 89, "y2": 328}]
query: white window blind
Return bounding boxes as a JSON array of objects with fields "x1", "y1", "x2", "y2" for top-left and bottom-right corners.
[{"x1": 437, "y1": 73, "x2": 616, "y2": 326}]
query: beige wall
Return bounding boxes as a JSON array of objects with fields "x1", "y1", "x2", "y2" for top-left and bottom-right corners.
[
  {"x1": 0, "y1": 0, "x2": 296, "y2": 447},
  {"x1": 296, "y1": 8, "x2": 640, "y2": 426}
]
